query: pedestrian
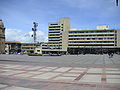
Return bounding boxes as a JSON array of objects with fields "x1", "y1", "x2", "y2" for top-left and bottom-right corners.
[{"x1": 108, "y1": 51, "x2": 113, "y2": 58}]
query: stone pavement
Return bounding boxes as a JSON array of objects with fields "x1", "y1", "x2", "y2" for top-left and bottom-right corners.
[{"x1": 0, "y1": 63, "x2": 120, "y2": 90}]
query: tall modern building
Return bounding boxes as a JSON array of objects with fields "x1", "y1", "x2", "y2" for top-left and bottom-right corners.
[
  {"x1": 48, "y1": 18, "x2": 70, "y2": 54},
  {"x1": 35, "y1": 18, "x2": 120, "y2": 54},
  {"x1": 0, "y1": 20, "x2": 5, "y2": 54}
]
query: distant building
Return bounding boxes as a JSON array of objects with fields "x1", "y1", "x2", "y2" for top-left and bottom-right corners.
[
  {"x1": 21, "y1": 43, "x2": 40, "y2": 54},
  {"x1": 68, "y1": 27, "x2": 120, "y2": 54},
  {"x1": 35, "y1": 18, "x2": 120, "y2": 55},
  {"x1": 0, "y1": 20, "x2": 5, "y2": 54},
  {"x1": 47, "y1": 18, "x2": 70, "y2": 54},
  {"x1": 5, "y1": 42, "x2": 41, "y2": 54},
  {"x1": 5, "y1": 41, "x2": 21, "y2": 54},
  {"x1": 3, "y1": 18, "x2": 120, "y2": 55}
]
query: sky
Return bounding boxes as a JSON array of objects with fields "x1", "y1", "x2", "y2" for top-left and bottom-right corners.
[{"x1": 0, "y1": 0, "x2": 120, "y2": 43}]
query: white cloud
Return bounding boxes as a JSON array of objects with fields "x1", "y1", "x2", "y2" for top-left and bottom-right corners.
[{"x1": 5, "y1": 28, "x2": 48, "y2": 43}]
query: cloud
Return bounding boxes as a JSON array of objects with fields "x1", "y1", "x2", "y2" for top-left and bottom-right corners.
[{"x1": 5, "y1": 28, "x2": 48, "y2": 43}]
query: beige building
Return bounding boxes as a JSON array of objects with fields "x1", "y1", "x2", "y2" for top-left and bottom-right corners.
[
  {"x1": 5, "y1": 41, "x2": 21, "y2": 54},
  {"x1": 36, "y1": 18, "x2": 70, "y2": 54},
  {"x1": 21, "y1": 43, "x2": 40, "y2": 53},
  {"x1": 0, "y1": 20, "x2": 5, "y2": 54},
  {"x1": 35, "y1": 18, "x2": 120, "y2": 55},
  {"x1": 48, "y1": 18, "x2": 70, "y2": 53},
  {"x1": 5, "y1": 42, "x2": 41, "y2": 54},
  {"x1": 68, "y1": 27, "x2": 120, "y2": 54}
]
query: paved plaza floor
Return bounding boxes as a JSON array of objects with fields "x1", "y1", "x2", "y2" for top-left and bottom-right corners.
[{"x1": 0, "y1": 54, "x2": 120, "y2": 90}]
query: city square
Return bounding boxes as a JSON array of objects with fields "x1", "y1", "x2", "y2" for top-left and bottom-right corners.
[
  {"x1": 0, "y1": 0, "x2": 120, "y2": 90},
  {"x1": 0, "y1": 54, "x2": 120, "y2": 90}
]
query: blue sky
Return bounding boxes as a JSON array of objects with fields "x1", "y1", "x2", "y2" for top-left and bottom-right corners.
[{"x1": 0, "y1": 0, "x2": 120, "y2": 42}]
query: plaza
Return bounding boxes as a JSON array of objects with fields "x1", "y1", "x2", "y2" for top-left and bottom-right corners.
[{"x1": 0, "y1": 54, "x2": 120, "y2": 90}]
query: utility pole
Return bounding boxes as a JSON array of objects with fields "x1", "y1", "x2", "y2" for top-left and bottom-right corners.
[{"x1": 32, "y1": 22, "x2": 38, "y2": 43}]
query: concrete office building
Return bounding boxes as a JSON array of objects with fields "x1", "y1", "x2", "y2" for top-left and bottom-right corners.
[
  {"x1": 0, "y1": 20, "x2": 5, "y2": 54},
  {"x1": 48, "y1": 18, "x2": 70, "y2": 53},
  {"x1": 21, "y1": 43, "x2": 40, "y2": 53},
  {"x1": 5, "y1": 42, "x2": 40, "y2": 54},
  {"x1": 35, "y1": 18, "x2": 120, "y2": 55},
  {"x1": 39, "y1": 18, "x2": 70, "y2": 54},
  {"x1": 5, "y1": 41, "x2": 21, "y2": 54},
  {"x1": 68, "y1": 26, "x2": 120, "y2": 54}
]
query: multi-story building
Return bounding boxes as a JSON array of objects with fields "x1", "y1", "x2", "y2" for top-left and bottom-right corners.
[
  {"x1": 5, "y1": 41, "x2": 21, "y2": 54},
  {"x1": 38, "y1": 18, "x2": 70, "y2": 54},
  {"x1": 68, "y1": 26, "x2": 120, "y2": 54},
  {"x1": 3, "y1": 18, "x2": 120, "y2": 55},
  {"x1": 35, "y1": 18, "x2": 120, "y2": 55},
  {"x1": 0, "y1": 20, "x2": 5, "y2": 54},
  {"x1": 21, "y1": 43, "x2": 40, "y2": 53},
  {"x1": 48, "y1": 18, "x2": 70, "y2": 53},
  {"x1": 5, "y1": 42, "x2": 41, "y2": 54}
]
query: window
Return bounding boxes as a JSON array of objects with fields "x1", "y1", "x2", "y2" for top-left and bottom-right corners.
[{"x1": 37, "y1": 50, "x2": 40, "y2": 52}]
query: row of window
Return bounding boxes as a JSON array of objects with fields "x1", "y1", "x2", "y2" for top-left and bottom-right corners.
[
  {"x1": 49, "y1": 37, "x2": 60, "y2": 39},
  {"x1": 69, "y1": 34, "x2": 114, "y2": 37},
  {"x1": 50, "y1": 24, "x2": 58, "y2": 25},
  {"x1": 49, "y1": 34, "x2": 60, "y2": 36},
  {"x1": 49, "y1": 29, "x2": 61, "y2": 31},
  {"x1": 69, "y1": 30, "x2": 115, "y2": 33},
  {"x1": 49, "y1": 42, "x2": 60, "y2": 44},
  {"x1": 49, "y1": 26, "x2": 61, "y2": 28},
  {"x1": 50, "y1": 24, "x2": 63, "y2": 25},
  {"x1": 69, "y1": 41, "x2": 114, "y2": 43},
  {"x1": 49, "y1": 40, "x2": 60, "y2": 41},
  {"x1": 22, "y1": 44, "x2": 36, "y2": 46},
  {"x1": 49, "y1": 32, "x2": 60, "y2": 33},
  {"x1": 69, "y1": 38, "x2": 114, "y2": 40},
  {"x1": 68, "y1": 44, "x2": 114, "y2": 46},
  {"x1": 22, "y1": 47, "x2": 35, "y2": 49}
]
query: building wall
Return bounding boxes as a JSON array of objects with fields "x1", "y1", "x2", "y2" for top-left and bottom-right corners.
[
  {"x1": 68, "y1": 29, "x2": 116, "y2": 48},
  {"x1": 0, "y1": 20, "x2": 5, "y2": 54},
  {"x1": 21, "y1": 43, "x2": 38, "y2": 53},
  {"x1": 41, "y1": 18, "x2": 120, "y2": 54},
  {"x1": 117, "y1": 30, "x2": 120, "y2": 46},
  {"x1": 60, "y1": 18, "x2": 70, "y2": 51},
  {"x1": 5, "y1": 41, "x2": 21, "y2": 54},
  {"x1": 48, "y1": 18, "x2": 70, "y2": 52}
]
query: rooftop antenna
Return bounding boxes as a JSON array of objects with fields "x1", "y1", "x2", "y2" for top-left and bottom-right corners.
[{"x1": 32, "y1": 22, "x2": 38, "y2": 43}]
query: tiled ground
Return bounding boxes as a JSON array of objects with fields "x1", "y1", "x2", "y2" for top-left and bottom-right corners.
[{"x1": 0, "y1": 64, "x2": 120, "y2": 84}]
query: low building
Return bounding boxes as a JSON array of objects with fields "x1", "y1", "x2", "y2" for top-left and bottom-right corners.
[
  {"x1": 5, "y1": 41, "x2": 21, "y2": 54},
  {"x1": 21, "y1": 43, "x2": 40, "y2": 54},
  {"x1": 0, "y1": 20, "x2": 5, "y2": 54}
]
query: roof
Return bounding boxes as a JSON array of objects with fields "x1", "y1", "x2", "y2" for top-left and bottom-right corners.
[{"x1": 5, "y1": 41, "x2": 21, "y2": 44}]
